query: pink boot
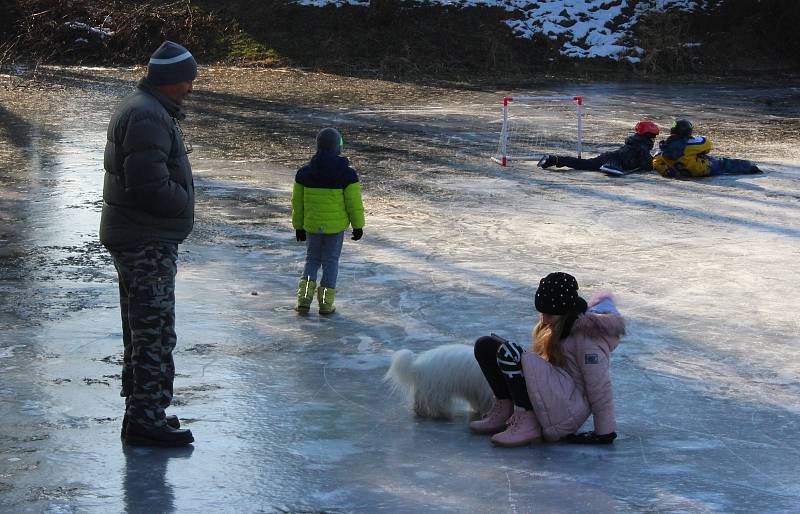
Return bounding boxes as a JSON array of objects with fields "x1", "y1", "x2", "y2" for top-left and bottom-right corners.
[
  {"x1": 469, "y1": 399, "x2": 514, "y2": 434},
  {"x1": 491, "y1": 410, "x2": 543, "y2": 447}
]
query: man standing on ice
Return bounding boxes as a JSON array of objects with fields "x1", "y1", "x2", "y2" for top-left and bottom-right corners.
[{"x1": 99, "y1": 41, "x2": 197, "y2": 447}]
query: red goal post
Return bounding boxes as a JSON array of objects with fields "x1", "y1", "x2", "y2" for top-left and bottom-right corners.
[{"x1": 491, "y1": 95, "x2": 584, "y2": 167}]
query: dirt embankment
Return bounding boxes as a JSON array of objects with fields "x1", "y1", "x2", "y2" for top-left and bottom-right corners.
[{"x1": 1, "y1": 0, "x2": 799, "y2": 82}]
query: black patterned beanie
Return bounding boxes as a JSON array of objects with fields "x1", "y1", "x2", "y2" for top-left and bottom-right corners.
[{"x1": 534, "y1": 272, "x2": 587, "y2": 315}]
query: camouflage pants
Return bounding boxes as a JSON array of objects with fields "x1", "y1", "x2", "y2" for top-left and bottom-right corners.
[{"x1": 111, "y1": 242, "x2": 179, "y2": 429}]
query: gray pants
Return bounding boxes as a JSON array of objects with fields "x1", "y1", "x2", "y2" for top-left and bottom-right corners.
[
  {"x1": 111, "y1": 242, "x2": 178, "y2": 429},
  {"x1": 302, "y1": 231, "x2": 345, "y2": 288}
]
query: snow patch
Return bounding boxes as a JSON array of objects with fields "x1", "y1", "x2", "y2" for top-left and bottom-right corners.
[
  {"x1": 292, "y1": 0, "x2": 712, "y2": 61},
  {"x1": 63, "y1": 21, "x2": 115, "y2": 39}
]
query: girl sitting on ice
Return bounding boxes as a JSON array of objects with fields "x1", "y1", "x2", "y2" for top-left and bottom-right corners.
[{"x1": 470, "y1": 272, "x2": 625, "y2": 447}]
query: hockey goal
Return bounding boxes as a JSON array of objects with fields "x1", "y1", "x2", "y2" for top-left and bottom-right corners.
[{"x1": 491, "y1": 95, "x2": 584, "y2": 166}]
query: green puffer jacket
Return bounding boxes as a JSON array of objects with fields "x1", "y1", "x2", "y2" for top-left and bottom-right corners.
[{"x1": 291, "y1": 152, "x2": 365, "y2": 234}]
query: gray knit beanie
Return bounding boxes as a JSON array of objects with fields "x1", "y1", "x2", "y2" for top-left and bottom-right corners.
[
  {"x1": 146, "y1": 41, "x2": 198, "y2": 86},
  {"x1": 316, "y1": 127, "x2": 343, "y2": 155}
]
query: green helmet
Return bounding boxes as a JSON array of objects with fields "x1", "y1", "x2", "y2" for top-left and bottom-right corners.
[{"x1": 670, "y1": 119, "x2": 693, "y2": 137}]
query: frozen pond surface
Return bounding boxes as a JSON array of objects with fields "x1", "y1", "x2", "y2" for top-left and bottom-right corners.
[{"x1": 1, "y1": 67, "x2": 799, "y2": 513}]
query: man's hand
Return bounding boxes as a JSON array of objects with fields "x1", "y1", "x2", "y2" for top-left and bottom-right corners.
[
  {"x1": 351, "y1": 228, "x2": 363, "y2": 241},
  {"x1": 296, "y1": 229, "x2": 306, "y2": 242}
]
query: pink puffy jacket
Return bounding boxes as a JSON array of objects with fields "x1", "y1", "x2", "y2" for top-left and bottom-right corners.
[{"x1": 521, "y1": 292, "x2": 625, "y2": 442}]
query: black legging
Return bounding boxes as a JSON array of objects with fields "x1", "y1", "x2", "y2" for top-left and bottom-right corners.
[
  {"x1": 474, "y1": 335, "x2": 534, "y2": 410},
  {"x1": 556, "y1": 152, "x2": 615, "y2": 171}
]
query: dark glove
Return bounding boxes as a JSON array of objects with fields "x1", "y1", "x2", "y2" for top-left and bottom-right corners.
[
  {"x1": 295, "y1": 229, "x2": 306, "y2": 242},
  {"x1": 563, "y1": 431, "x2": 617, "y2": 445},
  {"x1": 351, "y1": 228, "x2": 363, "y2": 241}
]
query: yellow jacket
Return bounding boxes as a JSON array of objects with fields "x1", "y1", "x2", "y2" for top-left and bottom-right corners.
[
  {"x1": 653, "y1": 136, "x2": 712, "y2": 177},
  {"x1": 291, "y1": 153, "x2": 365, "y2": 234}
]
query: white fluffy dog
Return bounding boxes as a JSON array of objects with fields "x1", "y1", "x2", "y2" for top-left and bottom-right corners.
[{"x1": 384, "y1": 344, "x2": 494, "y2": 419}]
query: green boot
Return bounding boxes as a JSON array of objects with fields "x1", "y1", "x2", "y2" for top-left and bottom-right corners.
[
  {"x1": 317, "y1": 286, "x2": 336, "y2": 315},
  {"x1": 296, "y1": 277, "x2": 316, "y2": 312}
]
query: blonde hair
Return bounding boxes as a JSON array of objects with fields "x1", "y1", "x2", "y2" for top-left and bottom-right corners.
[{"x1": 532, "y1": 315, "x2": 567, "y2": 368}]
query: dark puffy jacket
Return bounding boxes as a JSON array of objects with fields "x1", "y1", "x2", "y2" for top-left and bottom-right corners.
[
  {"x1": 614, "y1": 133, "x2": 656, "y2": 171},
  {"x1": 99, "y1": 78, "x2": 194, "y2": 249}
]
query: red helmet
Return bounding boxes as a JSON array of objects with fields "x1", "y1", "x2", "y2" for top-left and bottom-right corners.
[{"x1": 635, "y1": 120, "x2": 660, "y2": 136}]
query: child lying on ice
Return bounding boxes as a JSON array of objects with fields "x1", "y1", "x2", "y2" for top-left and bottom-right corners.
[
  {"x1": 653, "y1": 119, "x2": 762, "y2": 178},
  {"x1": 537, "y1": 120, "x2": 659, "y2": 174}
]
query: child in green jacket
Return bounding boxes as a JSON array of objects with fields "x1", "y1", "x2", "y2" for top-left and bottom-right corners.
[{"x1": 291, "y1": 128, "x2": 365, "y2": 314}]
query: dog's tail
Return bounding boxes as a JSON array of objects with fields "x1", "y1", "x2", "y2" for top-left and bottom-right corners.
[{"x1": 384, "y1": 349, "x2": 416, "y2": 391}]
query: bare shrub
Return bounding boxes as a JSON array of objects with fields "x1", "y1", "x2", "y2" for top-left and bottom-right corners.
[
  {"x1": 635, "y1": 10, "x2": 700, "y2": 74},
  {"x1": 3, "y1": 0, "x2": 228, "y2": 65}
]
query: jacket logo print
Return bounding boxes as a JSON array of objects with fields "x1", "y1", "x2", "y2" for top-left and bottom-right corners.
[{"x1": 584, "y1": 353, "x2": 599, "y2": 364}]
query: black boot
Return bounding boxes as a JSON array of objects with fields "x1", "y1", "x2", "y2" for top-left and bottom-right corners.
[
  {"x1": 124, "y1": 422, "x2": 194, "y2": 447},
  {"x1": 121, "y1": 414, "x2": 181, "y2": 439},
  {"x1": 537, "y1": 155, "x2": 557, "y2": 169}
]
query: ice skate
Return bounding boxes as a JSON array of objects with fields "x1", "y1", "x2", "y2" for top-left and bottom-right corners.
[
  {"x1": 600, "y1": 164, "x2": 628, "y2": 176},
  {"x1": 537, "y1": 155, "x2": 557, "y2": 169}
]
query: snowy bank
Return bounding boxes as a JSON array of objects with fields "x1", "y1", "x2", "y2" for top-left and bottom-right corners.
[{"x1": 293, "y1": 0, "x2": 713, "y2": 62}]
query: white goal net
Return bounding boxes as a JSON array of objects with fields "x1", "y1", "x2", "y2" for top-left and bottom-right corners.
[{"x1": 492, "y1": 95, "x2": 584, "y2": 166}]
